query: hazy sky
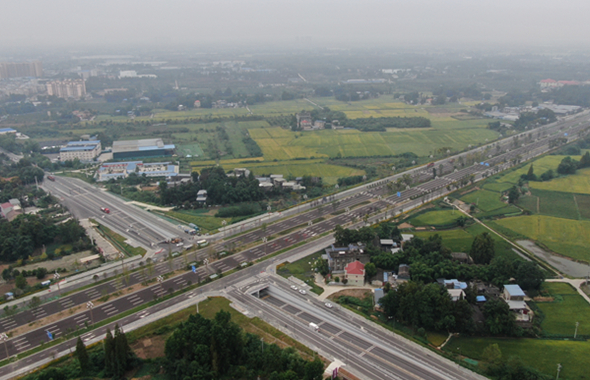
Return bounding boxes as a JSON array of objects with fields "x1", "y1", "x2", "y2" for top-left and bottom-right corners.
[{"x1": 2, "y1": 0, "x2": 590, "y2": 50}]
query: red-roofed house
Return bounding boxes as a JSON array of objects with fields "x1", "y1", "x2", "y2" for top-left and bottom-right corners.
[
  {"x1": 558, "y1": 80, "x2": 580, "y2": 86},
  {"x1": 344, "y1": 261, "x2": 365, "y2": 286},
  {"x1": 539, "y1": 79, "x2": 558, "y2": 88}
]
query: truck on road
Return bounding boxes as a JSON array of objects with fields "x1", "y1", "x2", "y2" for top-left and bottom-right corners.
[
  {"x1": 309, "y1": 322, "x2": 319, "y2": 331},
  {"x1": 100, "y1": 207, "x2": 110, "y2": 214}
]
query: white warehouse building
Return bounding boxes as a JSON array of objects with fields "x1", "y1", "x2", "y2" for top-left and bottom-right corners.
[{"x1": 59, "y1": 141, "x2": 101, "y2": 161}]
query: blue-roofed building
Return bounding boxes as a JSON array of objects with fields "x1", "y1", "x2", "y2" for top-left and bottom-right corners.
[
  {"x1": 503, "y1": 284, "x2": 526, "y2": 301},
  {"x1": 0, "y1": 128, "x2": 17, "y2": 135},
  {"x1": 97, "y1": 161, "x2": 179, "y2": 182},
  {"x1": 60, "y1": 140, "x2": 101, "y2": 161},
  {"x1": 112, "y1": 138, "x2": 175, "y2": 160}
]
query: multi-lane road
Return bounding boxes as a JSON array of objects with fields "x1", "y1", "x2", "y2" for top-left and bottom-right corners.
[
  {"x1": 2, "y1": 111, "x2": 588, "y2": 378},
  {"x1": 5, "y1": 110, "x2": 587, "y2": 346},
  {"x1": 42, "y1": 178, "x2": 181, "y2": 253},
  {"x1": 231, "y1": 279, "x2": 488, "y2": 380}
]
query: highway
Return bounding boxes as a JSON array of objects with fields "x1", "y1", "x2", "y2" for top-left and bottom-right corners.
[
  {"x1": 230, "y1": 280, "x2": 487, "y2": 380},
  {"x1": 4, "y1": 111, "x2": 588, "y2": 340},
  {"x1": 42, "y1": 177, "x2": 181, "y2": 253},
  {"x1": 1, "y1": 111, "x2": 585, "y2": 377}
]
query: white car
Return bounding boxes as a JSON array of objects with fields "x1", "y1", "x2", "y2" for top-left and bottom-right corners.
[
  {"x1": 299, "y1": 289, "x2": 307, "y2": 295},
  {"x1": 291, "y1": 285, "x2": 298, "y2": 291},
  {"x1": 325, "y1": 302, "x2": 333, "y2": 308}
]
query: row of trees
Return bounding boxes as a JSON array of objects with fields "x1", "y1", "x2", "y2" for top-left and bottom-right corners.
[
  {"x1": 0, "y1": 215, "x2": 89, "y2": 262},
  {"x1": 165, "y1": 311, "x2": 324, "y2": 380},
  {"x1": 343, "y1": 116, "x2": 431, "y2": 132}
]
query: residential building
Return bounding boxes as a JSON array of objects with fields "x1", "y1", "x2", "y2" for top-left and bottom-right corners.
[
  {"x1": 0, "y1": 128, "x2": 17, "y2": 135},
  {"x1": 324, "y1": 243, "x2": 370, "y2": 272},
  {"x1": 0, "y1": 199, "x2": 22, "y2": 221},
  {"x1": 60, "y1": 141, "x2": 101, "y2": 161},
  {"x1": 450, "y1": 252, "x2": 471, "y2": 263},
  {"x1": 502, "y1": 284, "x2": 533, "y2": 322},
  {"x1": 119, "y1": 70, "x2": 137, "y2": 78},
  {"x1": 296, "y1": 112, "x2": 312, "y2": 129},
  {"x1": 112, "y1": 138, "x2": 175, "y2": 160},
  {"x1": 0, "y1": 61, "x2": 43, "y2": 79},
  {"x1": 397, "y1": 264, "x2": 410, "y2": 280},
  {"x1": 447, "y1": 289, "x2": 466, "y2": 302},
  {"x1": 97, "y1": 161, "x2": 179, "y2": 181},
  {"x1": 196, "y1": 190, "x2": 207, "y2": 202},
  {"x1": 46, "y1": 79, "x2": 86, "y2": 99},
  {"x1": 344, "y1": 261, "x2": 365, "y2": 286},
  {"x1": 374, "y1": 288, "x2": 384, "y2": 305},
  {"x1": 539, "y1": 79, "x2": 559, "y2": 88}
]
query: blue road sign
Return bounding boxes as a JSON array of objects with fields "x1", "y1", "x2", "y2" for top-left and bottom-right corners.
[
  {"x1": 46, "y1": 331, "x2": 53, "y2": 340},
  {"x1": 397, "y1": 192, "x2": 401, "y2": 197},
  {"x1": 564, "y1": 133, "x2": 568, "y2": 136},
  {"x1": 192, "y1": 265, "x2": 197, "y2": 273}
]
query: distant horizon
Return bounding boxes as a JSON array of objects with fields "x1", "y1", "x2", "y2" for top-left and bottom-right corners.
[{"x1": 2, "y1": 0, "x2": 590, "y2": 55}]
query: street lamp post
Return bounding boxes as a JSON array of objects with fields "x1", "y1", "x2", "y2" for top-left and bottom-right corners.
[
  {"x1": 574, "y1": 321, "x2": 579, "y2": 339},
  {"x1": 556, "y1": 364, "x2": 562, "y2": 380},
  {"x1": 86, "y1": 301, "x2": 94, "y2": 325},
  {"x1": 262, "y1": 237, "x2": 268, "y2": 256}
]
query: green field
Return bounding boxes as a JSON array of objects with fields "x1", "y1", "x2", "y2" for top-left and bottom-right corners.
[
  {"x1": 530, "y1": 167, "x2": 590, "y2": 195},
  {"x1": 152, "y1": 209, "x2": 239, "y2": 233},
  {"x1": 189, "y1": 158, "x2": 364, "y2": 185},
  {"x1": 446, "y1": 336, "x2": 590, "y2": 380},
  {"x1": 176, "y1": 143, "x2": 205, "y2": 158},
  {"x1": 491, "y1": 215, "x2": 590, "y2": 262},
  {"x1": 277, "y1": 251, "x2": 324, "y2": 295},
  {"x1": 410, "y1": 210, "x2": 463, "y2": 227},
  {"x1": 413, "y1": 224, "x2": 522, "y2": 261},
  {"x1": 499, "y1": 155, "x2": 582, "y2": 184},
  {"x1": 483, "y1": 182, "x2": 513, "y2": 193},
  {"x1": 413, "y1": 229, "x2": 475, "y2": 253},
  {"x1": 535, "y1": 282, "x2": 590, "y2": 336},
  {"x1": 249, "y1": 127, "x2": 499, "y2": 161},
  {"x1": 460, "y1": 189, "x2": 506, "y2": 212}
]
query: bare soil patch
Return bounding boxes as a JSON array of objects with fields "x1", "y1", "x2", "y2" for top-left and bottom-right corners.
[
  {"x1": 398, "y1": 222, "x2": 413, "y2": 229},
  {"x1": 328, "y1": 288, "x2": 372, "y2": 300},
  {"x1": 131, "y1": 335, "x2": 167, "y2": 359}
]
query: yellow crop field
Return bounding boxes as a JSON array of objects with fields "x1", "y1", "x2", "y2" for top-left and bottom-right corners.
[
  {"x1": 493, "y1": 215, "x2": 590, "y2": 262},
  {"x1": 249, "y1": 127, "x2": 498, "y2": 160}
]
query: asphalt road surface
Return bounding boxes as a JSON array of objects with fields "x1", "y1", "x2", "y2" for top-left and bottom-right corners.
[
  {"x1": 5, "y1": 111, "x2": 589, "y2": 341},
  {"x1": 229, "y1": 280, "x2": 487, "y2": 380}
]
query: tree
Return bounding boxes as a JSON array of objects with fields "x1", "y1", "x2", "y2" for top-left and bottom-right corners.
[
  {"x1": 483, "y1": 298, "x2": 520, "y2": 336},
  {"x1": 515, "y1": 261, "x2": 545, "y2": 291},
  {"x1": 76, "y1": 337, "x2": 90, "y2": 374},
  {"x1": 507, "y1": 186, "x2": 520, "y2": 204},
  {"x1": 104, "y1": 328, "x2": 115, "y2": 376},
  {"x1": 29, "y1": 296, "x2": 41, "y2": 309},
  {"x1": 365, "y1": 262, "x2": 377, "y2": 281},
  {"x1": 540, "y1": 169, "x2": 554, "y2": 181},
  {"x1": 557, "y1": 156, "x2": 579, "y2": 175},
  {"x1": 15, "y1": 274, "x2": 27, "y2": 290},
  {"x1": 470, "y1": 232, "x2": 495, "y2": 264},
  {"x1": 579, "y1": 151, "x2": 590, "y2": 169},
  {"x1": 303, "y1": 357, "x2": 324, "y2": 380}
]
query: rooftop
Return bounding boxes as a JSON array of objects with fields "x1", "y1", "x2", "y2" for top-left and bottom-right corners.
[
  {"x1": 60, "y1": 140, "x2": 101, "y2": 152},
  {"x1": 504, "y1": 284, "x2": 526, "y2": 297},
  {"x1": 112, "y1": 138, "x2": 174, "y2": 153},
  {"x1": 344, "y1": 260, "x2": 365, "y2": 275}
]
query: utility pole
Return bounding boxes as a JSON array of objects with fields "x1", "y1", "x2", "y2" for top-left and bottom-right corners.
[{"x1": 556, "y1": 364, "x2": 562, "y2": 380}]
